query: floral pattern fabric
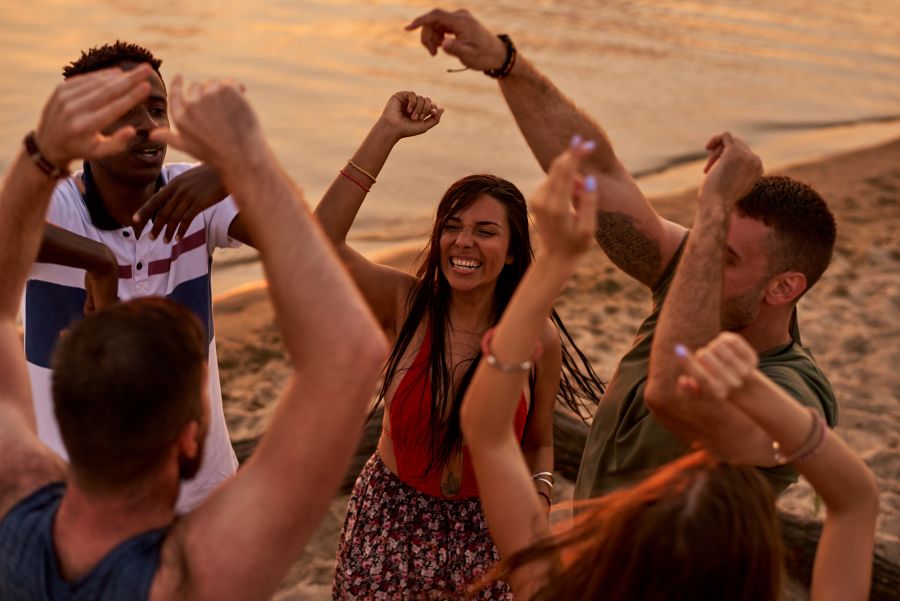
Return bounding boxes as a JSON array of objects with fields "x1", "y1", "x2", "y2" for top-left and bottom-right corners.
[{"x1": 333, "y1": 454, "x2": 512, "y2": 600}]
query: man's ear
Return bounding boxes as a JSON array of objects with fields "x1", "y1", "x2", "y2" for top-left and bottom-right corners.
[
  {"x1": 176, "y1": 420, "x2": 201, "y2": 459},
  {"x1": 765, "y1": 271, "x2": 807, "y2": 306}
]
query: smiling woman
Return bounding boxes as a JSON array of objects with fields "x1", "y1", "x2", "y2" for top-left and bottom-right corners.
[
  {"x1": 313, "y1": 91, "x2": 603, "y2": 599},
  {"x1": 441, "y1": 194, "x2": 514, "y2": 291}
]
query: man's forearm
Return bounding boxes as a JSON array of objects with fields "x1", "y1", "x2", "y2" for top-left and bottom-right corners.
[
  {"x1": 498, "y1": 55, "x2": 685, "y2": 286},
  {"x1": 646, "y1": 202, "x2": 728, "y2": 405},
  {"x1": 0, "y1": 153, "x2": 58, "y2": 321},
  {"x1": 0, "y1": 152, "x2": 58, "y2": 428},
  {"x1": 499, "y1": 56, "x2": 619, "y2": 175},
  {"x1": 38, "y1": 223, "x2": 118, "y2": 274}
]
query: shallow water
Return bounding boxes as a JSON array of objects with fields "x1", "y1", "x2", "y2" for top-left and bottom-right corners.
[{"x1": 1, "y1": 0, "x2": 898, "y2": 293}]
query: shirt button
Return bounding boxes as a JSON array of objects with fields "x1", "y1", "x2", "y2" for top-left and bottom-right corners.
[
  {"x1": 122, "y1": 230, "x2": 130, "y2": 238},
  {"x1": 136, "y1": 262, "x2": 143, "y2": 270}
]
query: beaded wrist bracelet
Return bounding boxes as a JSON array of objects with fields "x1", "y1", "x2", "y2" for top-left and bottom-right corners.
[
  {"x1": 772, "y1": 407, "x2": 828, "y2": 465},
  {"x1": 480, "y1": 327, "x2": 544, "y2": 373},
  {"x1": 484, "y1": 34, "x2": 517, "y2": 79},
  {"x1": 23, "y1": 131, "x2": 70, "y2": 179}
]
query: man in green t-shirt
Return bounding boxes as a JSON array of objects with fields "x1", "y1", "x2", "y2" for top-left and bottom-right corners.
[{"x1": 406, "y1": 9, "x2": 838, "y2": 498}]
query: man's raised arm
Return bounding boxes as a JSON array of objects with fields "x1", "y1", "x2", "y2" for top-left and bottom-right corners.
[
  {"x1": 0, "y1": 66, "x2": 154, "y2": 514},
  {"x1": 152, "y1": 78, "x2": 388, "y2": 601},
  {"x1": 407, "y1": 8, "x2": 686, "y2": 285},
  {"x1": 644, "y1": 133, "x2": 773, "y2": 464}
]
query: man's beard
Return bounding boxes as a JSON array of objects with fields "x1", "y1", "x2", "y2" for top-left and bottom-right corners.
[{"x1": 721, "y1": 285, "x2": 765, "y2": 332}]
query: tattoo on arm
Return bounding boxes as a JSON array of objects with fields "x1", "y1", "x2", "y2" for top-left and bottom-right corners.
[
  {"x1": 595, "y1": 211, "x2": 662, "y2": 285},
  {"x1": 441, "y1": 467, "x2": 461, "y2": 497}
]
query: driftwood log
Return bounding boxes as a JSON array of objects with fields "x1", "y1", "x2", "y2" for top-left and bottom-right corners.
[{"x1": 232, "y1": 405, "x2": 900, "y2": 600}]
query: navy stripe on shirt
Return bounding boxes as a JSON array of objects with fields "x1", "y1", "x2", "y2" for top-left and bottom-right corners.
[{"x1": 25, "y1": 272, "x2": 213, "y2": 369}]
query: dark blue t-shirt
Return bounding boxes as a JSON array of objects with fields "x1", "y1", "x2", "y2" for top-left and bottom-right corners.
[{"x1": 0, "y1": 482, "x2": 167, "y2": 601}]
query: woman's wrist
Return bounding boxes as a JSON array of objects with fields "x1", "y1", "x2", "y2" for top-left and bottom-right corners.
[
  {"x1": 371, "y1": 119, "x2": 405, "y2": 145},
  {"x1": 535, "y1": 250, "x2": 581, "y2": 278}
]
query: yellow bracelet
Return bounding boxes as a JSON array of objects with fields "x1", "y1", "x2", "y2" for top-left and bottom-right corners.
[{"x1": 347, "y1": 159, "x2": 377, "y2": 184}]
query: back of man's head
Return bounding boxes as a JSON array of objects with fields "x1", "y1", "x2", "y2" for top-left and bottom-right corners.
[
  {"x1": 736, "y1": 175, "x2": 836, "y2": 297},
  {"x1": 62, "y1": 40, "x2": 162, "y2": 79},
  {"x1": 52, "y1": 298, "x2": 206, "y2": 492}
]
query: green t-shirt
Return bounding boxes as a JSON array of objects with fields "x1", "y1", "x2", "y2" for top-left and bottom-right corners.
[{"x1": 573, "y1": 238, "x2": 838, "y2": 500}]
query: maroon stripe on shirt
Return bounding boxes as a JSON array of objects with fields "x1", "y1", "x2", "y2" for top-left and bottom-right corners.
[
  {"x1": 147, "y1": 229, "x2": 208, "y2": 276},
  {"x1": 118, "y1": 265, "x2": 132, "y2": 279}
]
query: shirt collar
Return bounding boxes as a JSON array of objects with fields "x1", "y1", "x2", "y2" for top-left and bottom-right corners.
[{"x1": 80, "y1": 161, "x2": 165, "y2": 231}]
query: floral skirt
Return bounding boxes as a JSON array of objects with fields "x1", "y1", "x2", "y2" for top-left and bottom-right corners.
[{"x1": 332, "y1": 453, "x2": 512, "y2": 600}]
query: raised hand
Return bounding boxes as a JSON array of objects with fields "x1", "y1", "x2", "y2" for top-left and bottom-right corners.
[
  {"x1": 378, "y1": 91, "x2": 444, "y2": 140},
  {"x1": 698, "y1": 132, "x2": 763, "y2": 209},
  {"x1": 674, "y1": 332, "x2": 759, "y2": 402},
  {"x1": 405, "y1": 8, "x2": 507, "y2": 71},
  {"x1": 132, "y1": 164, "x2": 228, "y2": 242},
  {"x1": 34, "y1": 65, "x2": 153, "y2": 169},
  {"x1": 530, "y1": 138, "x2": 598, "y2": 260},
  {"x1": 150, "y1": 76, "x2": 263, "y2": 173}
]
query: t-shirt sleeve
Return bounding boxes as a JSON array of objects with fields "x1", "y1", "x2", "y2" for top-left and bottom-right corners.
[
  {"x1": 760, "y1": 363, "x2": 837, "y2": 427},
  {"x1": 44, "y1": 180, "x2": 88, "y2": 236},
  {"x1": 205, "y1": 195, "x2": 241, "y2": 253},
  {"x1": 649, "y1": 232, "x2": 689, "y2": 309},
  {"x1": 754, "y1": 361, "x2": 837, "y2": 494}
]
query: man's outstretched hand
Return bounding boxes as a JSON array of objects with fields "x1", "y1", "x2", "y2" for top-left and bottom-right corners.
[
  {"x1": 34, "y1": 65, "x2": 154, "y2": 171},
  {"x1": 406, "y1": 9, "x2": 507, "y2": 72},
  {"x1": 150, "y1": 76, "x2": 265, "y2": 175},
  {"x1": 132, "y1": 164, "x2": 228, "y2": 242}
]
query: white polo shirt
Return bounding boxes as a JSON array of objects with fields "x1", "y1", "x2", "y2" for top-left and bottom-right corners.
[{"x1": 23, "y1": 162, "x2": 239, "y2": 513}]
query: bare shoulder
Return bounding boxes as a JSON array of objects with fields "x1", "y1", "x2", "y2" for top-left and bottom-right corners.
[
  {"x1": 388, "y1": 272, "x2": 419, "y2": 339},
  {"x1": 0, "y1": 408, "x2": 66, "y2": 519}
]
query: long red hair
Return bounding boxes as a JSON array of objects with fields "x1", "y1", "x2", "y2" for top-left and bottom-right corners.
[{"x1": 482, "y1": 451, "x2": 784, "y2": 601}]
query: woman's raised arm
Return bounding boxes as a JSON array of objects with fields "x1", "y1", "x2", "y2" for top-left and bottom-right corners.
[
  {"x1": 460, "y1": 140, "x2": 597, "y2": 597},
  {"x1": 675, "y1": 334, "x2": 879, "y2": 601},
  {"x1": 314, "y1": 92, "x2": 443, "y2": 334}
]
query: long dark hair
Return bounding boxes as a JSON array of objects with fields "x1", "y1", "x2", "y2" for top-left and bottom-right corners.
[
  {"x1": 481, "y1": 452, "x2": 784, "y2": 601},
  {"x1": 375, "y1": 174, "x2": 604, "y2": 476}
]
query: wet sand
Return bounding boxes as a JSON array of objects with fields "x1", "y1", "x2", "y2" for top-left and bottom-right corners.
[{"x1": 215, "y1": 138, "x2": 900, "y2": 600}]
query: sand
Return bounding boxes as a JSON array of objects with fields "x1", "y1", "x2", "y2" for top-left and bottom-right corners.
[{"x1": 214, "y1": 138, "x2": 900, "y2": 600}]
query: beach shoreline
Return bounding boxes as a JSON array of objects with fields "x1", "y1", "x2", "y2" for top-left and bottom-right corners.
[{"x1": 215, "y1": 136, "x2": 900, "y2": 600}]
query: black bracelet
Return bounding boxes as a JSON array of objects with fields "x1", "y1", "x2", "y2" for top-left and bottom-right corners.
[
  {"x1": 484, "y1": 34, "x2": 517, "y2": 79},
  {"x1": 23, "y1": 131, "x2": 69, "y2": 179}
]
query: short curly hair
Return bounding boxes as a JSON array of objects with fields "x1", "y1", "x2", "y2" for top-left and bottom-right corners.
[
  {"x1": 736, "y1": 175, "x2": 836, "y2": 295},
  {"x1": 62, "y1": 40, "x2": 162, "y2": 79}
]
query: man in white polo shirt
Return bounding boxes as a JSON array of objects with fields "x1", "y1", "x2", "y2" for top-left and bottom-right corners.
[{"x1": 23, "y1": 41, "x2": 250, "y2": 513}]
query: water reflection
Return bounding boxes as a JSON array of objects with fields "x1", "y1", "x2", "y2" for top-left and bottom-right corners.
[{"x1": 1, "y1": 0, "x2": 898, "y2": 247}]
